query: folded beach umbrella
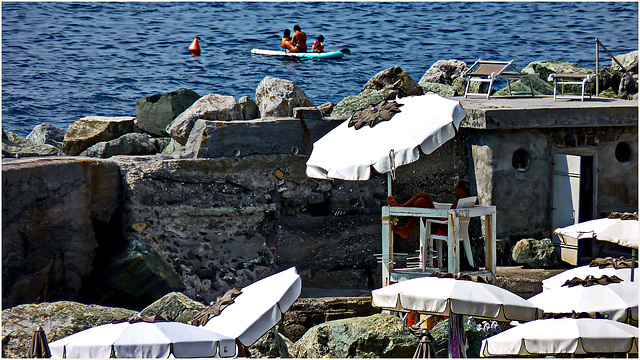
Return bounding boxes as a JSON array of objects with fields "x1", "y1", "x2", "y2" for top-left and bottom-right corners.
[
  {"x1": 555, "y1": 216, "x2": 638, "y2": 249},
  {"x1": 306, "y1": 93, "x2": 465, "y2": 194},
  {"x1": 49, "y1": 321, "x2": 236, "y2": 358},
  {"x1": 202, "y1": 266, "x2": 302, "y2": 346},
  {"x1": 480, "y1": 318, "x2": 638, "y2": 356}
]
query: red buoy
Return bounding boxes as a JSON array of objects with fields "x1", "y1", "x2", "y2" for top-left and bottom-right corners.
[{"x1": 189, "y1": 35, "x2": 201, "y2": 55}]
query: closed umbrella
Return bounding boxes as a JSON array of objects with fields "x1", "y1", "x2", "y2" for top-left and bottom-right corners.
[
  {"x1": 27, "y1": 325, "x2": 51, "y2": 358},
  {"x1": 202, "y1": 266, "x2": 301, "y2": 346},
  {"x1": 48, "y1": 321, "x2": 236, "y2": 358},
  {"x1": 528, "y1": 281, "x2": 638, "y2": 323},
  {"x1": 480, "y1": 318, "x2": 638, "y2": 356}
]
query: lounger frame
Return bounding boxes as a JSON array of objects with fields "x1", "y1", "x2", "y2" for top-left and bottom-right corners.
[
  {"x1": 548, "y1": 73, "x2": 595, "y2": 101},
  {"x1": 463, "y1": 59, "x2": 537, "y2": 99}
]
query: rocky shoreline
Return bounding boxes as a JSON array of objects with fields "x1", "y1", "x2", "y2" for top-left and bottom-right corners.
[{"x1": 2, "y1": 54, "x2": 638, "y2": 358}]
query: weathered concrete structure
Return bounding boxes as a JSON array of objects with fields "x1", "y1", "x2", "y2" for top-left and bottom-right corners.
[{"x1": 2, "y1": 97, "x2": 637, "y2": 310}]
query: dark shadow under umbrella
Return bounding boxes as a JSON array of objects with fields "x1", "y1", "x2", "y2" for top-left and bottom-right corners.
[{"x1": 27, "y1": 325, "x2": 51, "y2": 358}]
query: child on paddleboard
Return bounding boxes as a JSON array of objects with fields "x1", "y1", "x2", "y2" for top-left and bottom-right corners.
[
  {"x1": 281, "y1": 29, "x2": 292, "y2": 51},
  {"x1": 312, "y1": 35, "x2": 325, "y2": 53}
]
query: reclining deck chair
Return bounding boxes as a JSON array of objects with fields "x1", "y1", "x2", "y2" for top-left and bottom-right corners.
[
  {"x1": 464, "y1": 60, "x2": 536, "y2": 99},
  {"x1": 547, "y1": 73, "x2": 595, "y2": 101}
]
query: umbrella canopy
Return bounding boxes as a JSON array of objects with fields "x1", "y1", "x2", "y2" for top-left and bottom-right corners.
[
  {"x1": 528, "y1": 282, "x2": 638, "y2": 323},
  {"x1": 555, "y1": 217, "x2": 638, "y2": 249},
  {"x1": 27, "y1": 325, "x2": 51, "y2": 358},
  {"x1": 542, "y1": 263, "x2": 638, "y2": 291},
  {"x1": 371, "y1": 276, "x2": 539, "y2": 322},
  {"x1": 49, "y1": 322, "x2": 235, "y2": 358},
  {"x1": 306, "y1": 93, "x2": 466, "y2": 181},
  {"x1": 202, "y1": 266, "x2": 301, "y2": 346},
  {"x1": 480, "y1": 318, "x2": 638, "y2": 356}
]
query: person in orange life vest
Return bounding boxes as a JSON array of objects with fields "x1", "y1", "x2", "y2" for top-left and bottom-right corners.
[
  {"x1": 386, "y1": 179, "x2": 471, "y2": 239},
  {"x1": 281, "y1": 29, "x2": 292, "y2": 51},
  {"x1": 288, "y1": 24, "x2": 307, "y2": 53},
  {"x1": 312, "y1": 34, "x2": 324, "y2": 53}
]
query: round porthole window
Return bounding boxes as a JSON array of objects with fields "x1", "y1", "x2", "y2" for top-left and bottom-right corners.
[
  {"x1": 512, "y1": 148, "x2": 531, "y2": 172},
  {"x1": 615, "y1": 142, "x2": 631, "y2": 163}
]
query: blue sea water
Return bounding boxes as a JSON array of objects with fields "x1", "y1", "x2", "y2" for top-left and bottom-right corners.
[{"x1": 2, "y1": 2, "x2": 638, "y2": 137}]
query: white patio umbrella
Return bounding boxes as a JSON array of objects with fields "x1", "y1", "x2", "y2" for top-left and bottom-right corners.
[
  {"x1": 371, "y1": 276, "x2": 539, "y2": 322},
  {"x1": 528, "y1": 282, "x2": 638, "y2": 323},
  {"x1": 555, "y1": 217, "x2": 638, "y2": 249},
  {"x1": 480, "y1": 318, "x2": 638, "y2": 356},
  {"x1": 202, "y1": 266, "x2": 301, "y2": 346},
  {"x1": 306, "y1": 93, "x2": 465, "y2": 194},
  {"x1": 49, "y1": 321, "x2": 236, "y2": 358},
  {"x1": 542, "y1": 264, "x2": 638, "y2": 291}
]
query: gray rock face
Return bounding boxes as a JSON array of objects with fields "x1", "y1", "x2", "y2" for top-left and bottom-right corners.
[
  {"x1": 238, "y1": 95, "x2": 260, "y2": 120},
  {"x1": 2, "y1": 301, "x2": 136, "y2": 359},
  {"x1": 166, "y1": 94, "x2": 243, "y2": 146},
  {"x1": 361, "y1": 66, "x2": 423, "y2": 99},
  {"x1": 290, "y1": 313, "x2": 418, "y2": 358},
  {"x1": 26, "y1": 123, "x2": 67, "y2": 148},
  {"x1": 249, "y1": 328, "x2": 291, "y2": 358},
  {"x1": 419, "y1": 83, "x2": 456, "y2": 97},
  {"x1": 283, "y1": 297, "x2": 379, "y2": 342},
  {"x1": 419, "y1": 59, "x2": 468, "y2": 85},
  {"x1": 331, "y1": 89, "x2": 385, "y2": 117},
  {"x1": 80, "y1": 239, "x2": 186, "y2": 310},
  {"x1": 255, "y1": 76, "x2": 313, "y2": 118},
  {"x1": 511, "y1": 238, "x2": 559, "y2": 268},
  {"x1": 80, "y1": 132, "x2": 159, "y2": 158},
  {"x1": 135, "y1": 88, "x2": 201, "y2": 137},
  {"x1": 2, "y1": 158, "x2": 120, "y2": 308},
  {"x1": 2, "y1": 130, "x2": 64, "y2": 158},
  {"x1": 140, "y1": 292, "x2": 205, "y2": 324},
  {"x1": 62, "y1": 116, "x2": 136, "y2": 156},
  {"x1": 612, "y1": 50, "x2": 638, "y2": 72}
]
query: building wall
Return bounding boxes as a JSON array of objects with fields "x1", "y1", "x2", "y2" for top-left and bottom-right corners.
[{"x1": 466, "y1": 126, "x2": 638, "y2": 239}]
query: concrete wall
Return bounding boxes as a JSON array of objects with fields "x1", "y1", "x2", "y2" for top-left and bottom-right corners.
[{"x1": 467, "y1": 126, "x2": 638, "y2": 239}]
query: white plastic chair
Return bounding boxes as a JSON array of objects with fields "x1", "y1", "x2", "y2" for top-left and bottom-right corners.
[{"x1": 425, "y1": 197, "x2": 476, "y2": 270}]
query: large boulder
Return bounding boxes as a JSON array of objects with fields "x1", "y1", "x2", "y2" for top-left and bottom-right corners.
[
  {"x1": 80, "y1": 132, "x2": 159, "y2": 158},
  {"x1": 419, "y1": 83, "x2": 456, "y2": 97},
  {"x1": 511, "y1": 238, "x2": 559, "y2": 268},
  {"x1": 166, "y1": 94, "x2": 243, "y2": 146},
  {"x1": 283, "y1": 297, "x2": 379, "y2": 342},
  {"x1": 330, "y1": 89, "x2": 385, "y2": 117},
  {"x1": 135, "y1": 88, "x2": 201, "y2": 137},
  {"x1": 249, "y1": 328, "x2": 291, "y2": 358},
  {"x1": 255, "y1": 77, "x2": 313, "y2": 118},
  {"x1": 62, "y1": 116, "x2": 136, "y2": 156},
  {"x1": 361, "y1": 66, "x2": 423, "y2": 99},
  {"x1": 140, "y1": 292, "x2": 205, "y2": 324},
  {"x1": 26, "y1": 123, "x2": 66, "y2": 149},
  {"x1": 238, "y1": 95, "x2": 260, "y2": 120},
  {"x1": 2, "y1": 130, "x2": 64, "y2": 158},
  {"x1": 419, "y1": 59, "x2": 468, "y2": 85},
  {"x1": 430, "y1": 317, "x2": 485, "y2": 358},
  {"x1": 522, "y1": 60, "x2": 594, "y2": 83},
  {"x1": 1, "y1": 301, "x2": 136, "y2": 358},
  {"x1": 289, "y1": 313, "x2": 418, "y2": 358},
  {"x1": 2, "y1": 158, "x2": 120, "y2": 308},
  {"x1": 612, "y1": 50, "x2": 638, "y2": 72}
]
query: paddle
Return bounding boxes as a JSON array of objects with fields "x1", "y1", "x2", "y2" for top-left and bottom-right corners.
[{"x1": 340, "y1": 48, "x2": 351, "y2": 53}]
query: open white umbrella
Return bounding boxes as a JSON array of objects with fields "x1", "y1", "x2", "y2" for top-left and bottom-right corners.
[
  {"x1": 371, "y1": 276, "x2": 539, "y2": 322},
  {"x1": 49, "y1": 321, "x2": 236, "y2": 358},
  {"x1": 555, "y1": 217, "x2": 639, "y2": 249},
  {"x1": 542, "y1": 263, "x2": 638, "y2": 291},
  {"x1": 202, "y1": 266, "x2": 301, "y2": 346},
  {"x1": 480, "y1": 318, "x2": 638, "y2": 356},
  {"x1": 306, "y1": 93, "x2": 465, "y2": 192},
  {"x1": 528, "y1": 281, "x2": 638, "y2": 323}
]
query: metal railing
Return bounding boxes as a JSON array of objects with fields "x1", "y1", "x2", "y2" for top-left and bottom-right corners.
[{"x1": 595, "y1": 38, "x2": 638, "y2": 96}]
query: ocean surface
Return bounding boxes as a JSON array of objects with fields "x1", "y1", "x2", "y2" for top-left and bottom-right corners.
[{"x1": 2, "y1": 2, "x2": 638, "y2": 137}]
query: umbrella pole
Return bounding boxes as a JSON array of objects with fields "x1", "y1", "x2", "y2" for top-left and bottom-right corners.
[
  {"x1": 387, "y1": 172, "x2": 392, "y2": 197},
  {"x1": 632, "y1": 249, "x2": 636, "y2": 282}
]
